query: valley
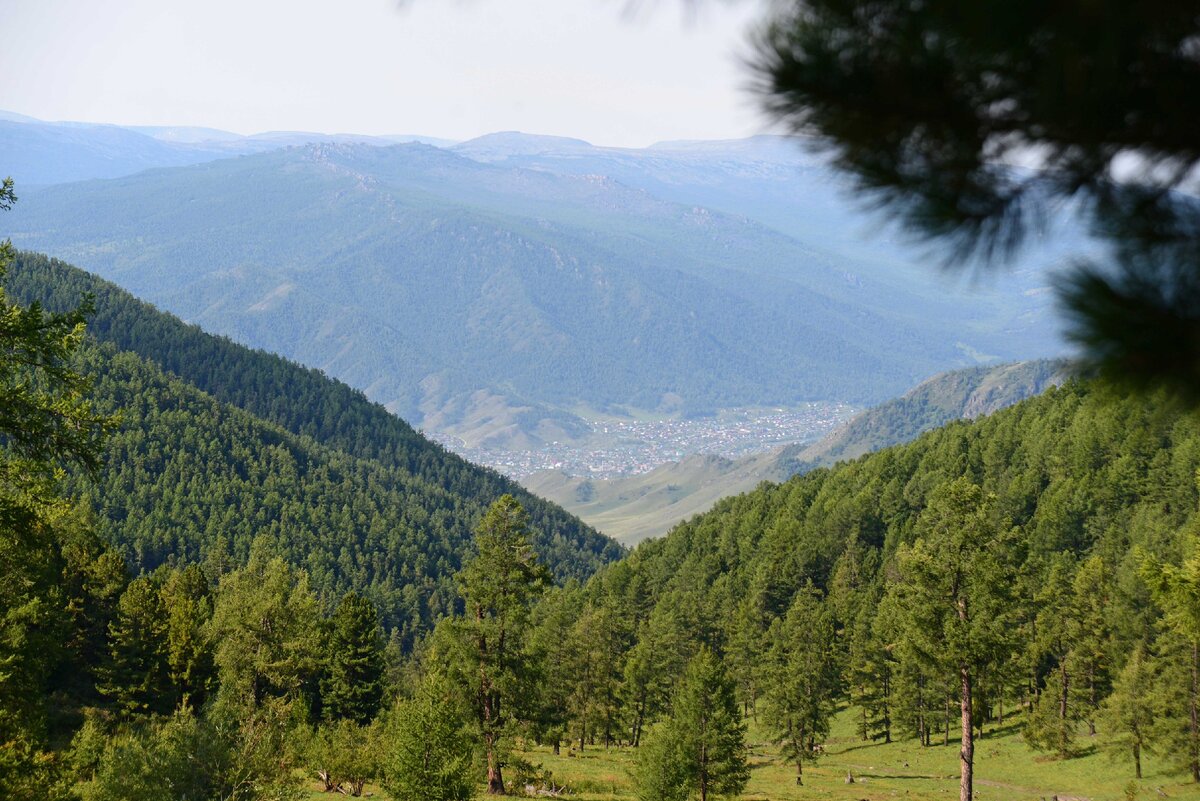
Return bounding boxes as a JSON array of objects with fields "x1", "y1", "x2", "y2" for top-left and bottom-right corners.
[
  {"x1": 1, "y1": 1, "x2": 1188, "y2": 789},
  {"x1": 430, "y1": 402, "x2": 857, "y2": 479}
]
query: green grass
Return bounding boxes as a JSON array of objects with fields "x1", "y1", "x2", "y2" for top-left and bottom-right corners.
[
  {"x1": 517, "y1": 709, "x2": 1200, "y2": 801},
  {"x1": 299, "y1": 708, "x2": 1200, "y2": 800}
]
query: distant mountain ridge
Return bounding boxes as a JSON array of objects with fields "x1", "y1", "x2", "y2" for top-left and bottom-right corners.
[
  {"x1": 5, "y1": 136, "x2": 1064, "y2": 452},
  {"x1": 0, "y1": 109, "x2": 455, "y2": 185},
  {"x1": 526, "y1": 359, "x2": 1072, "y2": 544}
]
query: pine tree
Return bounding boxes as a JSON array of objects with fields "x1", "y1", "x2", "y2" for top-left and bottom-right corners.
[
  {"x1": 762, "y1": 585, "x2": 841, "y2": 785},
  {"x1": 382, "y1": 674, "x2": 474, "y2": 801},
  {"x1": 322, "y1": 592, "x2": 386, "y2": 725},
  {"x1": 635, "y1": 647, "x2": 749, "y2": 801}
]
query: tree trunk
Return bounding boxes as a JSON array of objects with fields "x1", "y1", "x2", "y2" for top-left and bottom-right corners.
[
  {"x1": 486, "y1": 735, "x2": 505, "y2": 794},
  {"x1": 1088, "y1": 663, "x2": 1097, "y2": 736},
  {"x1": 944, "y1": 695, "x2": 950, "y2": 746},
  {"x1": 1059, "y1": 664, "x2": 1069, "y2": 722},
  {"x1": 796, "y1": 758, "x2": 803, "y2": 786},
  {"x1": 961, "y1": 664, "x2": 974, "y2": 801},
  {"x1": 1135, "y1": 741, "x2": 1142, "y2": 780},
  {"x1": 1191, "y1": 641, "x2": 1199, "y2": 783},
  {"x1": 553, "y1": 740, "x2": 560, "y2": 756},
  {"x1": 860, "y1": 690, "x2": 869, "y2": 741}
]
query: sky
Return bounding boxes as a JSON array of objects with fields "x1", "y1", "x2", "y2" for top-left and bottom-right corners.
[{"x1": 0, "y1": 0, "x2": 769, "y2": 147}]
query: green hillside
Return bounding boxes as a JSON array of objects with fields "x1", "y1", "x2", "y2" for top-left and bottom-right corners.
[
  {"x1": 523, "y1": 378, "x2": 1200, "y2": 793},
  {"x1": 5, "y1": 252, "x2": 622, "y2": 641},
  {"x1": 796, "y1": 358, "x2": 1075, "y2": 465},
  {"x1": 526, "y1": 359, "x2": 1071, "y2": 544}
]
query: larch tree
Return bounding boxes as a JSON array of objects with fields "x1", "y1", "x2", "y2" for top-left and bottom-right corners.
[
  {"x1": 635, "y1": 647, "x2": 749, "y2": 801},
  {"x1": 1141, "y1": 550, "x2": 1200, "y2": 782},
  {"x1": 382, "y1": 673, "x2": 474, "y2": 801},
  {"x1": 762, "y1": 584, "x2": 841, "y2": 785},
  {"x1": 893, "y1": 477, "x2": 1016, "y2": 801},
  {"x1": 1098, "y1": 644, "x2": 1157, "y2": 779},
  {"x1": 453, "y1": 494, "x2": 550, "y2": 794}
]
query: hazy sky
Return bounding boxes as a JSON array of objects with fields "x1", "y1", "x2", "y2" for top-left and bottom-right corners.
[{"x1": 0, "y1": 0, "x2": 769, "y2": 147}]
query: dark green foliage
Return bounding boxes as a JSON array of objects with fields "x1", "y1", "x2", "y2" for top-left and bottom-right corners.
[
  {"x1": 99, "y1": 575, "x2": 173, "y2": 718},
  {"x1": 762, "y1": 585, "x2": 841, "y2": 785},
  {"x1": 752, "y1": 0, "x2": 1200, "y2": 400},
  {"x1": 634, "y1": 647, "x2": 749, "y2": 801},
  {"x1": 159, "y1": 564, "x2": 215, "y2": 710},
  {"x1": 447, "y1": 495, "x2": 550, "y2": 793},
  {"x1": 2, "y1": 252, "x2": 620, "y2": 640},
  {"x1": 0, "y1": 190, "x2": 114, "y2": 797},
  {"x1": 322, "y1": 592, "x2": 386, "y2": 725}
]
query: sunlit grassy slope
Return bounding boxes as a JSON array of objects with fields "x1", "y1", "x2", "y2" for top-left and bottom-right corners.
[
  {"x1": 304, "y1": 706, "x2": 1200, "y2": 800},
  {"x1": 526, "y1": 709, "x2": 1199, "y2": 801}
]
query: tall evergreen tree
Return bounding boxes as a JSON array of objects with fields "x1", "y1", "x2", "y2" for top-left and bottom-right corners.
[
  {"x1": 893, "y1": 477, "x2": 1016, "y2": 801},
  {"x1": 99, "y1": 575, "x2": 173, "y2": 718},
  {"x1": 1099, "y1": 644, "x2": 1157, "y2": 779},
  {"x1": 762, "y1": 585, "x2": 841, "y2": 785},
  {"x1": 158, "y1": 564, "x2": 214, "y2": 710},
  {"x1": 1142, "y1": 550, "x2": 1200, "y2": 781},
  {"x1": 634, "y1": 647, "x2": 749, "y2": 801},
  {"x1": 322, "y1": 592, "x2": 386, "y2": 725},
  {"x1": 452, "y1": 494, "x2": 550, "y2": 794}
]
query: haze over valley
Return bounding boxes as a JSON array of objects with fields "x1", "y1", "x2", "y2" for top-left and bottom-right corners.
[{"x1": 3, "y1": 111, "x2": 1070, "y2": 486}]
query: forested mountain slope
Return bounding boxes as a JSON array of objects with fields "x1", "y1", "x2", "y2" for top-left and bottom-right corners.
[
  {"x1": 795, "y1": 358, "x2": 1075, "y2": 466},
  {"x1": 540, "y1": 379, "x2": 1200, "y2": 784},
  {"x1": 525, "y1": 359, "x2": 1071, "y2": 544},
  {"x1": 5, "y1": 252, "x2": 621, "y2": 640},
  {"x1": 4, "y1": 140, "x2": 1062, "y2": 449}
]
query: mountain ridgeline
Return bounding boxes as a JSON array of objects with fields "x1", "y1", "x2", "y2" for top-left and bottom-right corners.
[
  {"x1": 2, "y1": 128, "x2": 1066, "y2": 451},
  {"x1": 5, "y1": 252, "x2": 622, "y2": 642}
]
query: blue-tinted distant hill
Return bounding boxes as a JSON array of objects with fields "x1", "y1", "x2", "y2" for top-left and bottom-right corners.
[
  {"x1": 0, "y1": 110, "x2": 454, "y2": 185},
  {"x1": 4, "y1": 134, "x2": 1066, "y2": 448}
]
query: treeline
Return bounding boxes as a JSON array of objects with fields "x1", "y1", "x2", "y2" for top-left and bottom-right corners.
[{"x1": 4, "y1": 250, "x2": 621, "y2": 586}]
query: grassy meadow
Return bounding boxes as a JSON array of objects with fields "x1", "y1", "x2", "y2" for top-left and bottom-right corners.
[{"x1": 301, "y1": 707, "x2": 1200, "y2": 801}]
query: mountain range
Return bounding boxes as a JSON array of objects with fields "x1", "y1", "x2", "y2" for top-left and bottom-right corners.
[{"x1": 1, "y1": 111, "x2": 1071, "y2": 459}]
